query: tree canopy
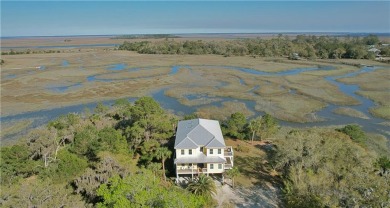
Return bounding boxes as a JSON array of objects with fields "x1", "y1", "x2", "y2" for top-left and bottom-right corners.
[
  {"x1": 1, "y1": 96, "x2": 388, "y2": 207},
  {"x1": 337, "y1": 124, "x2": 367, "y2": 144},
  {"x1": 97, "y1": 171, "x2": 206, "y2": 208},
  {"x1": 118, "y1": 34, "x2": 385, "y2": 60},
  {"x1": 222, "y1": 112, "x2": 247, "y2": 139},
  {"x1": 273, "y1": 129, "x2": 389, "y2": 207},
  {"x1": 0, "y1": 97, "x2": 210, "y2": 207}
]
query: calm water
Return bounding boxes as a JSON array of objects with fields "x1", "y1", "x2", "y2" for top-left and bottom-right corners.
[
  {"x1": 107, "y1": 63, "x2": 127, "y2": 70},
  {"x1": 1, "y1": 64, "x2": 389, "y2": 141},
  {"x1": 47, "y1": 83, "x2": 83, "y2": 93},
  {"x1": 1, "y1": 43, "x2": 119, "y2": 49},
  {"x1": 62, "y1": 60, "x2": 69, "y2": 67}
]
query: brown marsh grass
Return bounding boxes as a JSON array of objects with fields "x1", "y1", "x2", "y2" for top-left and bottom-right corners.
[{"x1": 1, "y1": 49, "x2": 388, "y2": 123}]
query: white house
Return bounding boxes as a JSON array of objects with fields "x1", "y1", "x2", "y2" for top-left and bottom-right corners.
[{"x1": 174, "y1": 118, "x2": 233, "y2": 181}]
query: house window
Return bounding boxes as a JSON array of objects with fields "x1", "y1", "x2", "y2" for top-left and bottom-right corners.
[
  {"x1": 218, "y1": 164, "x2": 222, "y2": 169},
  {"x1": 210, "y1": 149, "x2": 213, "y2": 154},
  {"x1": 218, "y1": 149, "x2": 221, "y2": 154},
  {"x1": 181, "y1": 149, "x2": 184, "y2": 155},
  {"x1": 210, "y1": 164, "x2": 214, "y2": 169},
  {"x1": 189, "y1": 149, "x2": 192, "y2": 155}
]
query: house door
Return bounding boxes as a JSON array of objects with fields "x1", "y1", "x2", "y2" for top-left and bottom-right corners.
[{"x1": 197, "y1": 163, "x2": 204, "y2": 172}]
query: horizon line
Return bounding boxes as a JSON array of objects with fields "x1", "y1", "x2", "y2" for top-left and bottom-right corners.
[{"x1": 2, "y1": 31, "x2": 390, "y2": 39}]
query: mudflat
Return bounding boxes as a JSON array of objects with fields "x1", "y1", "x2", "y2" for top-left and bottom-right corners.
[{"x1": 1, "y1": 44, "x2": 389, "y2": 124}]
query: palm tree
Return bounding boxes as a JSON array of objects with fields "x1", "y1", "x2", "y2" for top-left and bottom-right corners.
[
  {"x1": 226, "y1": 167, "x2": 240, "y2": 188},
  {"x1": 187, "y1": 174, "x2": 217, "y2": 197},
  {"x1": 155, "y1": 147, "x2": 172, "y2": 182},
  {"x1": 147, "y1": 162, "x2": 162, "y2": 181}
]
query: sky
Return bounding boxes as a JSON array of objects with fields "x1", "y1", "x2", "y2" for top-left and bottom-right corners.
[{"x1": 1, "y1": 1, "x2": 389, "y2": 37}]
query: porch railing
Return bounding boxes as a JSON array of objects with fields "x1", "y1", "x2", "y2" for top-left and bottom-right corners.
[{"x1": 177, "y1": 168, "x2": 207, "y2": 174}]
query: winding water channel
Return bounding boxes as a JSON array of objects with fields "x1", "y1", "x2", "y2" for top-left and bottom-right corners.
[{"x1": 1, "y1": 63, "x2": 389, "y2": 140}]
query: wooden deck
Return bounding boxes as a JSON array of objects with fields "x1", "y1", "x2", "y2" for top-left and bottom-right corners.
[{"x1": 225, "y1": 146, "x2": 234, "y2": 156}]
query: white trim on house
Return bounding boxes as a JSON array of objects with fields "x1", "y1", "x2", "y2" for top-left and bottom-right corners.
[{"x1": 174, "y1": 119, "x2": 234, "y2": 181}]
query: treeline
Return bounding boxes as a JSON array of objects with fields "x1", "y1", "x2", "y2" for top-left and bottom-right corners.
[
  {"x1": 112, "y1": 34, "x2": 180, "y2": 39},
  {"x1": 1, "y1": 49, "x2": 61, "y2": 55},
  {"x1": 118, "y1": 34, "x2": 390, "y2": 59}
]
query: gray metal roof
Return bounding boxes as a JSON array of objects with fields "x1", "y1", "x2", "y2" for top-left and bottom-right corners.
[
  {"x1": 174, "y1": 154, "x2": 226, "y2": 164},
  {"x1": 206, "y1": 138, "x2": 225, "y2": 148},
  {"x1": 175, "y1": 137, "x2": 198, "y2": 149},
  {"x1": 174, "y1": 118, "x2": 226, "y2": 149}
]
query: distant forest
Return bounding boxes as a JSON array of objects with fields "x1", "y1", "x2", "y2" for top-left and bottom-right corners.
[{"x1": 118, "y1": 34, "x2": 390, "y2": 59}]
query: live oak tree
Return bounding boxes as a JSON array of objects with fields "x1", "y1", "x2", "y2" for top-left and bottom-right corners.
[
  {"x1": 73, "y1": 155, "x2": 130, "y2": 202},
  {"x1": 118, "y1": 34, "x2": 385, "y2": 60},
  {"x1": 0, "y1": 97, "x2": 209, "y2": 207},
  {"x1": 3, "y1": 96, "x2": 388, "y2": 207},
  {"x1": 1, "y1": 178, "x2": 86, "y2": 207},
  {"x1": 97, "y1": 171, "x2": 206, "y2": 208},
  {"x1": 40, "y1": 150, "x2": 88, "y2": 183},
  {"x1": 28, "y1": 128, "x2": 61, "y2": 168},
  {"x1": 273, "y1": 129, "x2": 389, "y2": 207}
]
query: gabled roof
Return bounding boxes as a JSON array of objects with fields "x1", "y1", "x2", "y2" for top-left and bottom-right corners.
[
  {"x1": 187, "y1": 125, "x2": 214, "y2": 146},
  {"x1": 206, "y1": 138, "x2": 225, "y2": 148},
  {"x1": 175, "y1": 137, "x2": 198, "y2": 149},
  {"x1": 174, "y1": 118, "x2": 226, "y2": 149}
]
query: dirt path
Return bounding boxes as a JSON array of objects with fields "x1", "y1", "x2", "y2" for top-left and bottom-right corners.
[{"x1": 214, "y1": 180, "x2": 283, "y2": 208}]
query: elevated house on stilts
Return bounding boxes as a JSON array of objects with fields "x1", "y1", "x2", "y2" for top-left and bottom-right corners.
[{"x1": 174, "y1": 118, "x2": 234, "y2": 182}]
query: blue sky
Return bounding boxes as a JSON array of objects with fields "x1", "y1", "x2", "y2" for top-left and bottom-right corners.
[{"x1": 1, "y1": 1, "x2": 389, "y2": 37}]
